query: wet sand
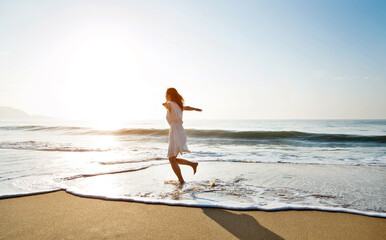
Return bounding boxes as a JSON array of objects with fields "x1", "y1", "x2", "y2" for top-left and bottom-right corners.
[{"x1": 0, "y1": 191, "x2": 385, "y2": 240}]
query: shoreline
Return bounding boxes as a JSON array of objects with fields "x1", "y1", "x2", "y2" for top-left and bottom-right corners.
[
  {"x1": 1, "y1": 191, "x2": 385, "y2": 240},
  {"x1": 1, "y1": 188, "x2": 385, "y2": 219},
  {"x1": 1, "y1": 160, "x2": 385, "y2": 219},
  {"x1": 1, "y1": 161, "x2": 385, "y2": 219}
]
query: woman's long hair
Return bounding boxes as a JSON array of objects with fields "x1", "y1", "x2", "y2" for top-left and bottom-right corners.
[{"x1": 166, "y1": 88, "x2": 184, "y2": 111}]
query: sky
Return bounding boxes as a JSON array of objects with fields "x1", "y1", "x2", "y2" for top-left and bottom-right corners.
[{"x1": 0, "y1": 0, "x2": 385, "y2": 121}]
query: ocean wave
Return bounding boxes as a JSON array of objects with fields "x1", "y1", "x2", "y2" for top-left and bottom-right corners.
[
  {"x1": 183, "y1": 129, "x2": 386, "y2": 143},
  {"x1": 98, "y1": 157, "x2": 166, "y2": 165},
  {"x1": 0, "y1": 141, "x2": 112, "y2": 152},
  {"x1": 2, "y1": 125, "x2": 386, "y2": 144},
  {"x1": 0, "y1": 125, "x2": 89, "y2": 132},
  {"x1": 69, "y1": 128, "x2": 386, "y2": 144},
  {"x1": 61, "y1": 166, "x2": 154, "y2": 181}
]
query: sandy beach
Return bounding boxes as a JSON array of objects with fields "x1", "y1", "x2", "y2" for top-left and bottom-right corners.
[{"x1": 0, "y1": 191, "x2": 384, "y2": 240}]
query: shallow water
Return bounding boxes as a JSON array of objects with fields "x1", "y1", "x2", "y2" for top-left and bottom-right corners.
[{"x1": 0, "y1": 119, "x2": 385, "y2": 217}]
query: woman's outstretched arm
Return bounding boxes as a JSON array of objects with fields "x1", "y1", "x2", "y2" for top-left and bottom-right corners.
[
  {"x1": 183, "y1": 106, "x2": 202, "y2": 112},
  {"x1": 162, "y1": 102, "x2": 171, "y2": 110}
]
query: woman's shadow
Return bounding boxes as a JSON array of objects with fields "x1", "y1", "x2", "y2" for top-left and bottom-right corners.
[{"x1": 202, "y1": 208, "x2": 284, "y2": 240}]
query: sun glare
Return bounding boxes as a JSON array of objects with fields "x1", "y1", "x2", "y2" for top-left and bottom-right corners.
[
  {"x1": 62, "y1": 25, "x2": 148, "y2": 122},
  {"x1": 90, "y1": 119, "x2": 124, "y2": 131}
]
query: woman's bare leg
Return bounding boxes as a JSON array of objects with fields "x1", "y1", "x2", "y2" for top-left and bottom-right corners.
[
  {"x1": 176, "y1": 158, "x2": 198, "y2": 175},
  {"x1": 169, "y1": 156, "x2": 185, "y2": 184}
]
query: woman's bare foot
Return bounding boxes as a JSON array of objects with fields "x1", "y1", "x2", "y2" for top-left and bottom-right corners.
[
  {"x1": 179, "y1": 180, "x2": 185, "y2": 185},
  {"x1": 193, "y1": 162, "x2": 198, "y2": 175}
]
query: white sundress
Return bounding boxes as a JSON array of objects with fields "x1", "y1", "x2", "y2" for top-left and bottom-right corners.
[{"x1": 165, "y1": 101, "x2": 191, "y2": 158}]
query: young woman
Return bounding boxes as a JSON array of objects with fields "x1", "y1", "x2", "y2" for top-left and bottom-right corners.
[{"x1": 162, "y1": 88, "x2": 202, "y2": 184}]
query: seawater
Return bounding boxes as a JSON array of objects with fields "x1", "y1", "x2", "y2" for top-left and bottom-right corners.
[{"x1": 0, "y1": 119, "x2": 385, "y2": 217}]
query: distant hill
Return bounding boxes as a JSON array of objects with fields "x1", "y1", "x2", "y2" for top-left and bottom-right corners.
[{"x1": 0, "y1": 106, "x2": 53, "y2": 120}]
